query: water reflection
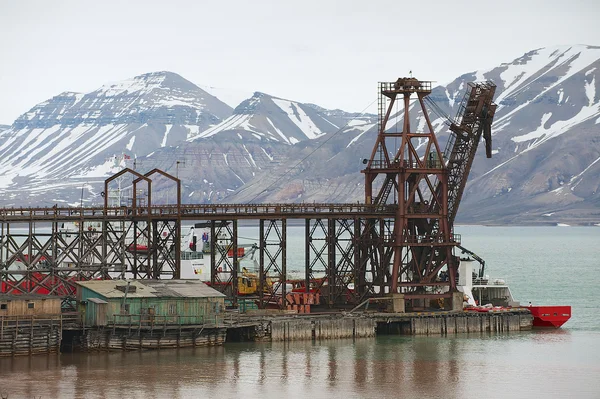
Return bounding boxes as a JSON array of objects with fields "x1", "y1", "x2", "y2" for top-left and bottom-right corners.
[{"x1": 1, "y1": 331, "x2": 598, "y2": 398}]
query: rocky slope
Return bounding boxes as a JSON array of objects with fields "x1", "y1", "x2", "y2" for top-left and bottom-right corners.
[
  {"x1": 0, "y1": 71, "x2": 235, "y2": 206},
  {"x1": 224, "y1": 45, "x2": 600, "y2": 225},
  {"x1": 0, "y1": 45, "x2": 599, "y2": 225}
]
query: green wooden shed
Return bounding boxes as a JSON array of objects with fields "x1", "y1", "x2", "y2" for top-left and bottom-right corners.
[{"x1": 75, "y1": 280, "x2": 225, "y2": 327}]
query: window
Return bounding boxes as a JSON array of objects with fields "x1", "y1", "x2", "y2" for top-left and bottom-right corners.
[
  {"x1": 168, "y1": 304, "x2": 176, "y2": 315},
  {"x1": 0, "y1": 304, "x2": 7, "y2": 310},
  {"x1": 121, "y1": 304, "x2": 130, "y2": 314},
  {"x1": 27, "y1": 302, "x2": 35, "y2": 309}
]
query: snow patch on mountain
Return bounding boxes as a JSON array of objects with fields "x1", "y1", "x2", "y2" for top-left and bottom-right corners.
[
  {"x1": 243, "y1": 144, "x2": 257, "y2": 168},
  {"x1": 266, "y1": 117, "x2": 290, "y2": 144},
  {"x1": 494, "y1": 45, "x2": 600, "y2": 106},
  {"x1": 161, "y1": 124, "x2": 173, "y2": 147},
  {"x1": 511, "y1": 102, "x2": 600, "y2": 147},
  {"x1": 512, "y1": 113, "x2": 553, "y2": 142},
  {"x1": 126, "y1": 136, "x2": 135, "y2": 150},
  {"x1": 569, "y1": 154, "x2": 600, "y2": 189},
  {"x1": 261, "y1": 147, "x2": 274, "y2": 161},
  {"x1": 73, "y1": 156, "x2": 127, "y2": 178},
  {"x1": 345, "y1": 122, "x2": 376, "y2": 148},
  {"x1": 238, "y1": 117, "x2": 261, "y2": 134},
  {"x1": 271, "y1": 98, "x2": 323, "y2": 139},
  {"x1": 347, "y1": 119, "x2": 369, "y2": 127},
  {"x1": 585, "y1": 76, "x2": 596, "y2": 106},
  {"x1": 99, "y1": 73, "x2": 167, "y2": 97},
  {"x1": 191, "y1": 114, "x2": 252, "y2": 139}
]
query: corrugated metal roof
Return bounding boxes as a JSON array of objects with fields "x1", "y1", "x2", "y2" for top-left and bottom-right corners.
[
  {"x1": 75, "y1": 280, "x2": 225, "y2": 299},
  {"x1": 88, "y1": 298, "x2": 108, "y2": 304}
]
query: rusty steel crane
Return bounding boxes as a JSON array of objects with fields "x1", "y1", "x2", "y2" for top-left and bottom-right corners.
[
  {"x1": 360, "y1": 78, "x2": 497, "y2": 310},
  {"x1": 444, "y1": 81, "x2": 497, "y2": 225}
]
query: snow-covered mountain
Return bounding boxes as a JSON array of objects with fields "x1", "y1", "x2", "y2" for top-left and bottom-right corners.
[
  {"x1": 444, "y1": 45, "x2": 600, "y2": 224},
  {"x1": 0, "y1": 71, "x2": 232, "y2": 205},
  {"x1": 187, "y1": 92, "x2": 372, "y2": 144},
  {"x1": 0, "y1": 71, "x2": 375, "y2": 206},
  {"x1": 0, "y1": 45, "x2": 599, "y2": 225},
  {"x1": 144, "y1": 94, "x2": 376, "y2": 204},
  {"x1": 225, "y1": 45, "x2": 600, "y2": 224}
]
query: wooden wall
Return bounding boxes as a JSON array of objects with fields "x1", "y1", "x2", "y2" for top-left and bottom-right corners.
[
  {"x1": 0, "y1": 315, "x2": 62, "y2": 356},
  {"x1": 78, "y1": 286, "x2": 225, "y2": 327},
  {"x1": 0, "y1": 297, "x2": 61, "y2": 317},
  {"x1": 270, "y1": 317, "x2": 377, "y2": 341},
  {"x1": 81, "y1": 327, "x2": 226, "y2": 350}
]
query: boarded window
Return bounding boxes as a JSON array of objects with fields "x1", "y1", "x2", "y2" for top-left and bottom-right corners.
[{"x1": 27, "y1": 302, "x2": 35, "y2": 309}]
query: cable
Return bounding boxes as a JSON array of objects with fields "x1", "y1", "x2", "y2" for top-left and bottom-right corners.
[
  {"x1": 237, "y1": 234, "x2": 278, "y2": 243},
  {"x1": 424, "y1": 96, "x2": 452, "y2": 126},
  {"x1": 239, "y1": 97, "x2": 378, "y2": 203}
]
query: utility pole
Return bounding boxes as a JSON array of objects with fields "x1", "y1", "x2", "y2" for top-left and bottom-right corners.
[{"x1": 176, "y1": 160, "x2": 186, "y2": 178}]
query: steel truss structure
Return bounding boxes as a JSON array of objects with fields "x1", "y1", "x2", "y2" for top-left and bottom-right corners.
[
  {"x1": 363, "y1": 78, "x2": 457, "y2": 309},
  {"x1": 0, "y1": 80, "x2": 496, "y2": 312},
  {"x1": 0, "y1": 201, "x2": 395, "y2": 309}
]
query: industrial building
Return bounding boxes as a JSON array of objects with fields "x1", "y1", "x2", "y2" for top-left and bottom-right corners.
[{"x1": 75, "y1": 279, "x2": 225, "y2": 327}]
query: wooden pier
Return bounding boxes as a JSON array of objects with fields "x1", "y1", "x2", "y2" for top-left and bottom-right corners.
[
  {"x1": 80, "y1": 323, "x2": 227, "y2": 351},
  {"x1": 374, "y1": 309, "x2": 533, "y2": 335},
  {"x1": 222, "y1": 308, "x2": 533, "y2": 343},
  {"x1": 0, "y1": 308, "x2": 534, "y2": 355},
  {"x1": 0, "y1": 314, "x2": 77, "y2": 357}
]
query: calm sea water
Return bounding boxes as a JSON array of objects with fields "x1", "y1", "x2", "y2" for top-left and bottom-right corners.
[{"x1": 1, "y1": 225, "x2": 599, "y2": 399}]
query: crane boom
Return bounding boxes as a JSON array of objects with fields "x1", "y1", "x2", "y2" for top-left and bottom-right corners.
[
  {"x1": 444, "y1": 82, "x2": 497, "y2": 225},
  {"x1": 457, "y1": 244, "x2": 486, "y2": 278}
]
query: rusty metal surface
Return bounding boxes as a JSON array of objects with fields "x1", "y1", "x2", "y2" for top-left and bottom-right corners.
[
  {"x1": 0, "y1": 203, "x2": 395, "y2": 222},
  {"x1": 0, "y1": 208, "x2": 394, "y2": 310},
  {"x1": 361, "y1": 77, "x2": 458, "y2": 310},
  {"x1": 0, "y1": 78, "x2": 495, "y2": 313}
]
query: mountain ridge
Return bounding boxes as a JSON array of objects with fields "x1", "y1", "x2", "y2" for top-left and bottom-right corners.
[{"x1": 0, "y1": 46, "x2": 598, "y2": 225}]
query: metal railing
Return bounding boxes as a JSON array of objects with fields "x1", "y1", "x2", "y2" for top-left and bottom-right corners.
[
  {"x1": 0, "y1": 312, "x2": 79, "y2": 334},
  {"x1": 107, "y1": 313, "x2": 223, "y2": 328},
  {"x1": 0, "y1": 203, "x2": 398, "y2": 221},
  {"x1": 381, "y1": 233, "x2": 461, "y2": 245},
  {"x1": 367, "y1": 159, "x2": 444, "y2": 170}
]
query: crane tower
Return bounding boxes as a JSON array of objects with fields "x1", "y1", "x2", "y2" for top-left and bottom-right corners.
[{"x1": 361, "y1": 78, "x2": 497, "y2": 310}]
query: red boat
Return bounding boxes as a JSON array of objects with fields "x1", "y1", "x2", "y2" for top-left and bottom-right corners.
[
  {"x1": 527, "y1": 305, "x2": 571, "y2": 328},
  {"x1": 458, "y1": 256, "x2": 571, "y2": 328}
]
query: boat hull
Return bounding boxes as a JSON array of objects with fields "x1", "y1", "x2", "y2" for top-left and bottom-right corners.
[{"x1": 528, "y1": 306, "x2": 571, "y2": 328}]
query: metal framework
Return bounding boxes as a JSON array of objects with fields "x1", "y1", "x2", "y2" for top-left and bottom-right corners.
[
  {"x1": 0, "y1": 200, "x2": 394, "y2": 309},
  {"x1": 362, "y1": 78, "x2": 458, "y2": 309},
  {"x1": 445, "y1": 82, "x2": 497, "y2": 225},
  {"x1": 0, "y1": 79, "x2": 496, "y2": 313}
]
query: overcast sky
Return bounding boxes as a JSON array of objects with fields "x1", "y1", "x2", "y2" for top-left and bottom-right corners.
[{"x1": 0, "y1": 0, "x2": 599, "y2": 124}]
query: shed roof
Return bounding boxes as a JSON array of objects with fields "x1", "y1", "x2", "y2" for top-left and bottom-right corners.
[
  {"x1": 75, "y1": 280, "x2": 226, "y2": 299},
  {"x1": 88, "y1": 298, "x2": 108, "y2": 304}
]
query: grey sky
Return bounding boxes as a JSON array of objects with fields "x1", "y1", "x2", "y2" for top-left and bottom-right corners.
[{"x1": 0, "y1": 0, "x2": 599, "y2": 124}]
